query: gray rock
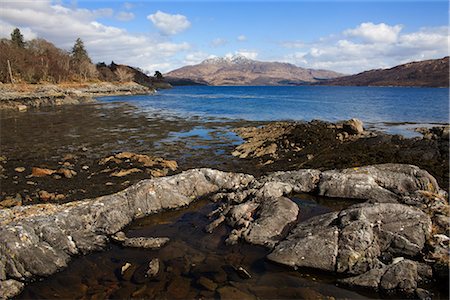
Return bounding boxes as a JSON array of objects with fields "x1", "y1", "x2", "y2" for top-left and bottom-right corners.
[
  {"x1": 242, "y1": 197, "x2": 299, "y2": 248},
  {"x1": 268, "y1": 203, "x2": 431, "y2": 273},
  {"x1": 340, "y1": 259, "x2": 432, "y2": 294},
  {"x1": 318, "y1": 164, "x2": 443, "y2": 202},
  {"x1": 0, "y1": 279, "x2": 24, "y2": 299}
]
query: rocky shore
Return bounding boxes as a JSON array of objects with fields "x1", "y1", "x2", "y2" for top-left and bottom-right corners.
[
  {"x1": 0, "y1": 82, "x2": 153, "y2": 110},
  {"x1": 1, "y1": 164, "x2": 448, "y2": 298},
  {"x1": 231, "y1": 119, "x2": 449, "y2": 191}
]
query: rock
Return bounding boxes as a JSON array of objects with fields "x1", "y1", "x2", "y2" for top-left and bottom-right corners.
[
  {"x1": 82, "y1": 165, "x2": 89, "y2": 170},
  {"x1": 318, "y1": 164, "x2": 443, "y2": 202},
  {"x1": 233, "y1": 266, "x2": 252, "y2": 279},
  {"x1": 150, "y1": 169, "x2": 168, "y2": 177},
  {"x1": 14, "y1": 167, "x2": 25, "y2": 173},
  {"x1": 58, "y1": 168, "x2": 77, "y2": 179},
  {"x1": 340, "y1": 259, "x2": 432, "y2": 295},
  {"x1": 38, "y1": 190, "x2": 56, "y2": 201},
  {"x1": 197, "y1": 276, "x2": 217, "y2": 291},
  {"x1": 0, "y1": 279, "x2": 24, "y2": 299},
  {"x1": 62, "y1": 154, "x2": 76, "y2": 161},
  {"x1": 122, "y1": 237, "x2": 169, "y2": 249},
  {"x1": 17, "y1": 104, "x2": 27, "y2": 112},
  {"x1": 0, "y1": 194, "x2": 22, "y2": 208},
  {"x1": 120, "y1": 262, "x2": 136, "y2": 281},
  {"x1": 111, "y1": 231, "x2": 127, "y2": 242},
  {"x1": 32, "y1": 167, "x2": 56, "y2": 177},
  {"x1": 343, "y1": 118, "x2": 364, "y2": 134},
  {"x1": 111, "y1": 168, "x2": 142, "y2": 177},
  {"x1": 242, "y1": 197, "x2": 299, "y2": 248},
  {"x1": 268, "y1": 203, "x2": 431, "y2": 273},
  {"x1": 162, "y1": 160, "x2": 178, "y2": 171},
  {"x1": 146, "y1": 258, "x2": 160, "y2": 278}
]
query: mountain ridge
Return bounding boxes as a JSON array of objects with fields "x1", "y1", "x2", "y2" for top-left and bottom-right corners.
[
  {"x1": 318, "y1": 56, "x2": 449, "y2": 88},
  {"x1": 165, "y1": 55, "x2": 344, "y2": 86}
]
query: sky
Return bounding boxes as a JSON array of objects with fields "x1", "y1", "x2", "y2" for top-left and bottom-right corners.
[{"x1": 0, "y1": 0, "x2": 448, "y2": 74}]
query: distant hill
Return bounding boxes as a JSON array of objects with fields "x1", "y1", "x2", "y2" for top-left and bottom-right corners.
[
  {"x1": 319, "y1": 57, "x2": 449, "y2": 88},
  {"x1": 165, "y1": 55, "x2": 343, "y2": 86},
  {"x1": 97, "y1": 62, "x2": 171, "y2": 89}
]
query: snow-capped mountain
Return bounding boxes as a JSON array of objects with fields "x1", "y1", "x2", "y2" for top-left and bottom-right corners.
[{"x1": 165, "y1": 56, "x2": 343, "y2": 86}]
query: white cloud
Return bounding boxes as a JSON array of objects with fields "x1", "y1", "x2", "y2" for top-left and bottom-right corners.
[
  {"x1": 237, "y1": 35, "x2": 247, "y2": 42},
  {"x1": 116, "y1": 11, "x2": 135, "y2": 22},
  {"x1": 0, "y1": 2, "x2": 191, "y2": 73},
  {"x1": 210, "y1": 38, "x2": 227, "y2": 47},
  {"x1": 344, "y1": 22, "x2": 402, "y2": 44},
  {"x1": 147, "y1": 10, "x2": 191, "y2": 35},
  {"x1": 282, "y1": 22, "x2": 449, "y2": 74},
  {"x1": 184, "y1": 52, "x2": 216, "y2": 65},
  {"x1": 234, "y1": 50, "x2": 258, "y2": 60}
]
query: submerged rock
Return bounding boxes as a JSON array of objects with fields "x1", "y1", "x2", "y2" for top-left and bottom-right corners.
[{"x1": 122, "y1": 237, "x2": 169, "y2": 249}]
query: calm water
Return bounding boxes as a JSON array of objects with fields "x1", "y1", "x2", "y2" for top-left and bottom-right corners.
[{"x1": 99, "y1": 86, "x2": 449, "y2": 135}]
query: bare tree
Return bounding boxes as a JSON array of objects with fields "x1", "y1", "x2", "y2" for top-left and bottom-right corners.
[{"x1": 115, "y1": 67, "x2": 134, "y2": 82}]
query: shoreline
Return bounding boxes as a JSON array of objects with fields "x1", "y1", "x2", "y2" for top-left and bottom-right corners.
[
  {"x1": 0, "y1": 95, "x2": 448, "y2": 299},
  {"x1": 0, "y1": 82, "x2": 154, "y2": 111}
]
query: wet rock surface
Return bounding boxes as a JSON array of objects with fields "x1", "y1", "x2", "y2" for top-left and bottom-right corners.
[
  {"x1": 0, "y1": 82, "x2": 153, "y2": 110},
  {"x1": 204, "y1": 164, "x2": 449, "y2": 297},
  {"x1": 232, "y1": 120, "x2": 449, "y2": 191}
]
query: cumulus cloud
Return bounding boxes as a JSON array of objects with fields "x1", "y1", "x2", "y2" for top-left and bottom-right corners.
[
  {"x1": 116, "y1": 11, "x2": 135, "y2": 22},
  {"x1": 282, "y1": 22, "x2": 449, "y2": 74},
  {"x1": 0, "y1": 2, "x2": 191, "y2": 73},
  {"x1": 210, "y1": 38, "x2": 227, "y2": 47},
  {"x1": 147, "y1": 10, "x2": 191, "y2": 35},
  {"x1": 344, "y1": 22, "x2": 402, "y2": 44},
  {"x1": 237, "y1": 35, "x2": 247, "y2": 42},
  {"x1": 184, "y1": 52, "x2": 216, "y2": 65},
  {"x1": 228, "y1": 50, "x2": 258, "y2": 60}
]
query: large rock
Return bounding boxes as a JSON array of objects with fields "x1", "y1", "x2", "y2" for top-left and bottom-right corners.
[
  {"x1": 342, "y1": 118, "x2": 364, "y2": 135},
  {"x1": 318, "y1": 164, "x2": 443, "y2": 202},
  {"x1": 340, "y1": 259, "x2": 433, "y2": 294},
  {"x1": 0, "y1": 169, "x2": 254, "y2": 298},
  {"x1": 268, "y1": 203, "x2": 432, "y2": 274}
]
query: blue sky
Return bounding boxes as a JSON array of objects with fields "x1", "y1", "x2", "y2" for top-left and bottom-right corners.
[{"x1": 1, "y1": 0, "x2": 448, "y2": 74}]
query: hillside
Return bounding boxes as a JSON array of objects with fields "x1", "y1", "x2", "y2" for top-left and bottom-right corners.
[
  {"x1": 0, "y1": 33, "x2": 170, "y2": 89},
  {"x1": 165, "y1": 55, "x2": 343, "y2": 86},
  {"x1": 320, "y1": 57, "x2": 449, "y2": 88}
]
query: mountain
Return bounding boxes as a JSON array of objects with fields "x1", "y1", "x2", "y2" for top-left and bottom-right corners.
[
  {"x1": 165, "y1": 55, "x2": 343, "y2": 86},
  {"x1": 319, "y1": 57, "x2": 449, "y2": 88}
]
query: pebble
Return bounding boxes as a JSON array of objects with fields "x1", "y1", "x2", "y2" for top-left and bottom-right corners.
[
  {"x1": 146, "y1": 258, "x2": 160, "y2": 278},
  {"x1": 82, "y1": 165, "x2": 89, "y2": 170},
  {"x1": 26, "y1": 181, "x2": 36, "y2": 185},
  {"x1": 14, "y1": 167, "x2": 25, "y2": 173},
  {"x1": 197, "y1": 276, "x2": 217, "y2": 291}
]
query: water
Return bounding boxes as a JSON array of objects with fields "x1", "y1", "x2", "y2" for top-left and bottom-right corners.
[{"x1": 99, "y1": 86, "x2": 449, "y2": 136}]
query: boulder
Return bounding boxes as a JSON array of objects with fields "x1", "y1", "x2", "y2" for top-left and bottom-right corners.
[
  {"x1": 268, "y1": 203, "x2": 432, "y2": 274},
  {"x1": 343, "y1": 118, "x2": 364, "y2": 134}
]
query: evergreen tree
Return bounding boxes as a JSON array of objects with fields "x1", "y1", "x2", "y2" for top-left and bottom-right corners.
[
  {"x1": 10, "y1": 28, "x2": 25, "y2": 48},
  {"x1": 71, "y1": 38, "x2": 91, "y2": 63},
  {"x1": 154, "y1": 70, "x2": 163, "y2": 80}
]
